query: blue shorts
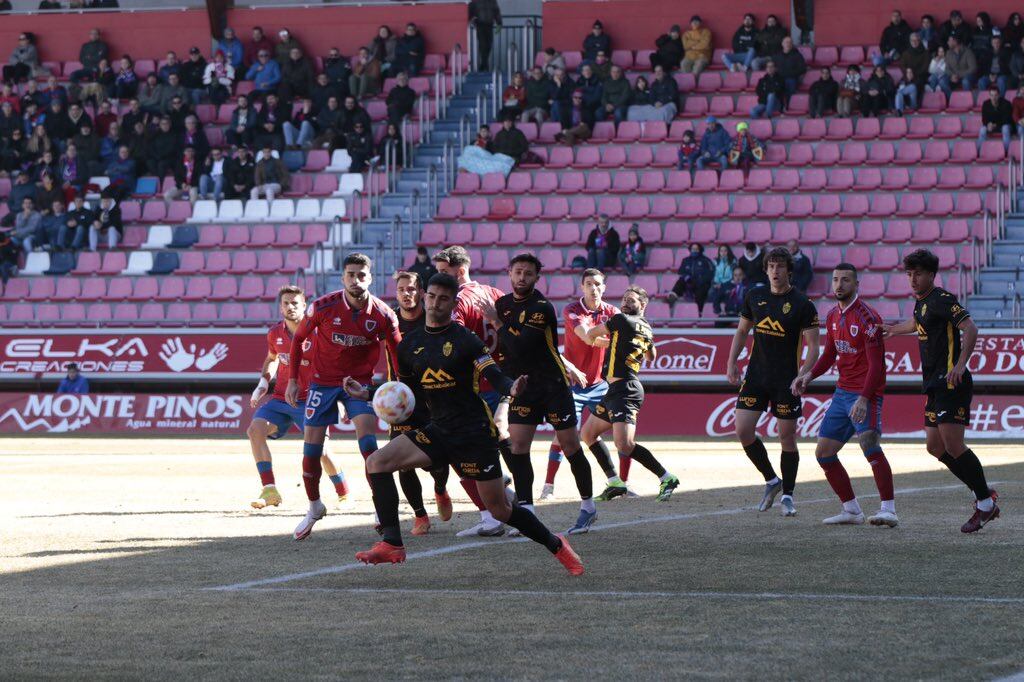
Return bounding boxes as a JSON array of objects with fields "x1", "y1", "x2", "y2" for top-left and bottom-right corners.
[
  {"x1": 573, "y1": 382, "x2": 609, "y2": 421},
  {"x1": 254, "y1": 398, "x2": 304, "y2": 440},
  {"x1": 818, "y1": 388, "x2": 883, "y2": 444},
  {"x1": 304, "y1": 382, "x2": 375, "y2": 427}
]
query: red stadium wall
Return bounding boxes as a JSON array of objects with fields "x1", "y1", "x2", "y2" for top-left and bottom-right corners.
[
  {"x1": 0, "y1": 9, "x2": 213, "y2": 63},
  {"x1": 814, "y1": 0, "x2": 1021, "y2": 47},
  {"x1": 541, "y1": 0, "x2": 790, "y2": 52},
  {"x1": 225, "y1": 4, "x2": 469, "y2": 58}
]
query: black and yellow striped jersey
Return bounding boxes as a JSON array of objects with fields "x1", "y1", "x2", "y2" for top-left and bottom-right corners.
[
  {"x1": 495, "y1": 289, "x2": 569, "y2": 387},
  {"x1": 602, "y1": 313, "x2": 653, "y2": 381},
  {"x1": 913, "y1": 287, "x2": 972, "y2": 390}
]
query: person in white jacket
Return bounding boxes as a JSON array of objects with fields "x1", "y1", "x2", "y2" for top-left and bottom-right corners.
[{"x1": 203, "y1": 51, "x2": 236, "y2": 106}]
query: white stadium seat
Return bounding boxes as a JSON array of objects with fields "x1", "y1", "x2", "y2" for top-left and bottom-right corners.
[
  {"x1": 243, "y1": 199, "x2": 269, "y2": 220},
  {"x1": 294, "y1": 198, "x2": 322, "y2": 222},
  {"x1": 214, "y1": 199, "x2": 243, "y2": 222},
  {"x1": 269, "y1": 199, "x2": 295, "y2": 221},
  {"x1": 334, "y1": 173, "x2": 364, "y2": 196},
  {"x1": 123, "y1": 251, "x2": 154, "y2": 275},
  {"x1": 319, "y1": 198, "x2": 347, "y2": 220},
  {"x1": 325, "y1": 149, "x2": 352, "y2": 172},
  {"x1": 188, "y1": 200, "x2": 217, "y2": 223},
  {"x1": 22, "y1": 252, "x2": 49, "y2": 275},
  {"x1": 141, "y1": 225, "x2": 173, "y2": 249}
]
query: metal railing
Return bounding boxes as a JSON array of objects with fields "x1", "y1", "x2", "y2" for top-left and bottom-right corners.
[
  {"x1": 1013, "y1": 293, "x2": 1022, "y2": 327},
  {"x1": 388, "y1": 216, "x2": 405, "y2": 278},
  {"x1": 349, "y1": 189, "x2": 363, "y2": 244},
  {"x1": 468, "y1": 16, "x2": 542, "y2": 78}
]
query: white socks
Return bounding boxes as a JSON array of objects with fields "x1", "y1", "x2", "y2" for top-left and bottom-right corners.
[
  {"x1": 880, "y1": 499, "x2": 896, "y2": 513},
  {"x1": 977, "y1": 497, "x2": 994, "y2": 512},
  {"x1": 843, "y1": 499, "x2": 863, "y2": 515},
  {"x1": 581, "y1": 499, "x2": 596, "y2": 513}
]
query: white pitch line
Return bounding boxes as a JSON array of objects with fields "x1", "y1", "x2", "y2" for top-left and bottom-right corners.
[
  {"x1": 205, "y1": 482, "x2": 986, "y2": 592},
  {"x1": 994, "y1": 672, "x2": 1024, "y2": 682},
  {"x1": 235, "y1": 585, "x2": 1024, "y2": 606}
]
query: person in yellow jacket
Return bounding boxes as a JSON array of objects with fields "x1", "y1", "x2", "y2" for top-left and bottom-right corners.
[{"x1": 681, "y1": 15, "x2": 713, "y2": 76}]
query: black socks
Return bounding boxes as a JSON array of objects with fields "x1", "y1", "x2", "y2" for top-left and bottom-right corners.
[
  {"x1": 368, "y1": 471, "x2": 402, "y2": 547},
  {"x1": 743, "y1": 438, "x2": 778, "y2": 482},
  {"x1": 588, "y1": 440, "x2": 618, "y2": 478},
  {"x1": 781, "y1": 450, "x2": 799, "y2": 497},
  {"x1": 398, "y1": 469, "x2": 427, "y2": 518},
  {"x1": 507, "y1": 504, "x2": 561, "y2": 553},
  {"x1": 629, "y1": 443, "x2": 666, "y2": 479},
  {"x1": 565, "y1": 449, "x2": 593, "y2": 499}
]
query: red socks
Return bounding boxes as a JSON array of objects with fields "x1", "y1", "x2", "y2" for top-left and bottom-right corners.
[
  {"x1": 619, "y1": 454, "x2": 632, "y2": 482},
  {"x1": 866, "y1": 451, "x2": 894, "y2": 502},
  {"x1": 818, "y1": 457, "x2": 855, "y2": 503},
  {"x1": 545, "y1": 445, "x2": 562, "y2": 485},
  {"x1": 459, "y1": 476, "x2": 486, "y2": 511},
  {"x1": 302, "y1": 455, "x2": 322, "y2": 502}
]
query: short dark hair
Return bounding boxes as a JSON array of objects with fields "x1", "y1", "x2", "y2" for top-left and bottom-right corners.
[
  {"x1": 509, "y1": 252, "x2": 543, "y2": 273},
  {"x1": 763, "y1": 246, "x2": 794, "y2": 273},
  {"x1": 581, "y1": 267, "x2": 605, "y2": 283},
  {"x1": 834, "y1": 262, "x2": 858, "y2": 279},
  {"x1": 427, "y1": 272, "x2": 459, "y2": 297},
  {"x1": 624, "y1": 285, "x2": 649, "y2": 306},
  {"x1": 433, "y1": 245, "x2": 471, "y2": 267},
  {"x1": 343, "y1": 252, "x2": 372, "y2": 269},
  {"x1": 67, "y1": 362, "x2": 79, "y2": 370},
  {"x1": 902, "y1": 248, "x2": 939, "y2": 274},
  {"x1": 393, "y1": 270, "x2": 421, "y2": 286},
  {"x1": 277, "y1": 284, "x2": 304, "y2": 302}
]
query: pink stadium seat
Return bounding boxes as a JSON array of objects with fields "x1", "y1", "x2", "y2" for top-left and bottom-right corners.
[
  {"x1": 785, "y1": 195, "x2": 813, "y2": 219},
  {"x1": 773, "y1": 221, "x2": 800, "y2": 243},
  {"x1": 814, "y1": 46, "x2": 839, "y2": 66},
  {"x1": 157, "y1": 277, "x2": 185, "y2": 300},
  {"x1": 703, "y1": 195, "x2": 729, "y2": 219},
  {"x1": 799, "y1": 118, "x2": 826, "y2": 141},
  {"x1": 762, "y1": 145, "x2": 786, "y2": 166},
  {"x1": 933, "y1": 117, "x2": 963, "y2": 139},
  {"x1": 625, "y1": 146, "x2": 654, "y2": 169},
  {"x1": 661, "y1": 222, "x2": 687, "y2": 244},
  {"x1": 885, "y1": 274, "x2": 912, "y2": 299},
  {"x1": 140, "y1": 201, "x2": 166, "y2": 223},
  {"x1": 249, "y1": 225, "x2": 276, "y2": 247},
  {"x1": 845, "y1": 246, "x2": 871, "y2": 270},
  {"x1": 690, "y1": 170, "x2": 718, "y2": 193},
  {"x1": 953, "y1": 194, "x2": 982, "y2": 216},
  {"x1": 469, "y1": 223, "x2": 498, "y2": 247},
  {"x1": 947, "y1": 90, "x2": 973, "y2": 113},
  {"x1": 825, "y1": 118, "x2": 853, "y2": 141},
  {"x1": 237, "y1": 276, "x2": 263, "y2": 301},
  {"x1": 646, "y1": 248, "x2": 673, "y2": 271},
  {"x1": 464, "y1": 197, "x2": 490, "y2": 220},
  {"x1": 800, "y1": 221, "x2": 828, "y2": 243},
  {"x1": 480, "y1": 172, "x2": 506, "y2": 194},
  {"x1": 906, "y1": 117, "x2": 935, "y2": 139},
  {"x1": 812, "y1": 142, "x2": 840, "y2": 166},
  {"x1": 681, "y1": 97, "x2": 708, "y2": 118},
  {"x1": 871, "y1": 246, "x2": 900, "y2": 270},
  {"x1": 88, "y1": 303, "x2": 114, "y2": 322},
  {"x1": 27, "y1": 278, "x2": 55, "y2": 301},
  {"x1": 690, "y1": 221, "x2": 717, "y2": 244},
  {"x1": 909, "y1": 167, "x2": 939, "y2": 190},
  {"x1": 786, "y1": 94, "x2": 809, "y2": 115},
  {"x1": 53, "y1": 278, "x2": 81, "y2": 301},
  {"x1": 923, "y1": 193, "x2": 954, "y2": 217},
  {"x1": 99, "y1": 252, "x2": 127, "y2": 275},
  {"x1": 599, "y1": 147, "x2": 626, "y2": 169},
  {"x1": 923, "y1": 140, "x2": 950, "y2": 164},
  {"x1": 840, "y1": 194, "x2": 869, "y2": 218},
  {"x1": 882, "y1": 220, "x2": 912, "y2": 243},
  {"x1": 882, "y1": 168, "x2": 910, "y2": 190},
  {"x1": 528, "y1": 171, "x2": 557, "y2": 195},
  {"x1": 452, "y1": 173, "x2": 479, "y2": 195},
  {"x1": 196, "y1": 224, "x2": 224, "y2": 248},
  {"x1": 855, "y1": 168, "x2": 882, "y2": 190},
  {"x1": 634, "y1": 50, "x2": 653, "y2": 70},
  {"x1": 979, "y1": 140, "x2": 1005, "y2": 162},
  {"x1": 785, "y1": 143, "x2": 813, "y2": 166},
  {"x1": 665, "y1": 170, "x2": 692, "y2": 192},
  {"x1": 615, "y1": 121, "x2": 641, "y2": 143},
  {"x1": 879, "y1": 117, "x2": 908, "y2": 140},
  {"x1": 718, "y1": 170, "x2": 744, "y2": 192},
  {"x1": 223, "y1": 225, "x2": 249, "y2": 248},
  {"x1": 825, "y1": 168, "x2": 854, "y2": 191},
  {"x1": 551, "y1": 223, "x2": 580, "y2": 246},
  {"x1": 730, "y1": 196, "x2": 758, "y2": 219},
  {"x1": 812, "y1": 194, "x2": 840, "y2": 218},
  {"x1": 640, "y1": 121, "x2": 668, "y2": 143},
  {"x1": 177, "y1": 251, "x2": 205, "y2": 274},
  {"x1": 894, "y1": 143, "x2": 922, "y2": 165},
  {"x1": 203, "y1": 251, "x2": 230, "y2": 274},
  {"x1": 545, "y1": 146, "x2": 573, "y2": 169},
  {"x1": 859, "y1": 274, "x2": 886, "y2": 297},
  {"x1": 209, "y1": 277, "x2": 239, "y2": 301},
  {"x1": 540, "y1": 197, "x2": 568, "y2": 221},
  {"x1": 963, "y1": 166, "x2": 993, "y2": 189},
  {"x1": 622, "y1": 196, "x2": 650, "y2": 219},
  {"x1": 940, "y1": 220, "x2": 970, "y2": 242},
  {"x1": 854, "y1": 221, "x2": 884, "y2": 243},
  {"x1": 569, "y1": 197, "x2": 597, "y2": 219},
  {"x1": 229, "y1": 251, "x2": 258, "y2": 275},
  {"x1": 556, "y1": 172, "x2": 584, "y2": 195},
  {"x1": 896, "y1": 193, "x2": 925, "y2": 217},
  {"x1": 839, "y1": 142, "x2": 868, "y2": 166},
  {"x1": 505, "y1": 172, "x2": 531, "y2": 195},
  {"x1": 718, "y1": 221, "x2": 744, "y2": 243},
  {"x1": 774, "y1": 119, "x2": 800, "y2": 142},
  {"x1": 798, "y1": 168, "x2": 826, "y2": 192},
  {"x1": 436, "y1": 198, "x2": 462, "y2": 220},
  {"x1": 745, "y1": 221, "x2": 772, "y2": 243},
  {"x1": 770, "y1": 168, "x2": 797, "y2": 192},
  {"x1": 815, "y1": 247, "x2": 842, "y2": 270},
  {"x1": 709, "y1": 95, "x2": 733, "y2": 117},
  {"x1": 745, "y1": 169, "x2": 772, "y2": 192},
  {"x1": 496, "y1": 223, "x2": 526, "y2": 246},
  {"x1": 638, "y1": 171, "x2": 665, "y2": 193},
  {"x1": 760, "y1": 195, "x2": 785, "y2": 219},
  {"x1": 485, "y1": 197, "x2": 514, "y2": 221},
  {"x1": 129, "y1": 278, "x2": 158, "y2": 301},
  {"x1": 826, "y1": 220, "x2": 855, "y2": 244},
  {"x1": 676, "y1": 196, "x2": 703, "y2": 219},
  {"x1": 590, "y1": 122, "x2": 615, "y2": 144},
  {"x1": 852, "y1": 117, "x2": 880, "y2": 140},
  {"x1": 164, "y1": 303, "x2": 192, "y2": 322},
  {"x1": 445, "y1": 223, "x2": 471, "y2": 244},
  {"x1": 867, "y1": 194, "x2": 897, "y2": 218},
  {"x1": 417, "y1": 223, "x2": 444, "y2": 245},
  {"x1": 584, "y1": 171, "x2": 612, "y2": 194},
  {"x1": 573, "y1": 146, "x2": 600, "y2": 168},
  {"x1": 525, "y1": 223, "x2": 553, "y2": 246}
]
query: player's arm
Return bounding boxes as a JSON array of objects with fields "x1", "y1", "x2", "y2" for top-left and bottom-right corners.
[
  {"x1": 948, "y1": 316, "x2": 977, "y2": 388},
  {"x1": 726, "y1": 317, "x2": 754, "y2": 385},
  {"x1": 571, "y1": 312, "x2": 609, "y2": 347},
  {"x1": 798, "y1": 327, "x2": 820, "y2": 376},
  {"x1": 585, "y1": 322, "x2": 610, "y2": 344},
  {"x1": 382, "y1": 309, "x2": 403, "y2": 380},
  {"x1": 645, "y1": 344, "x2": 656, "y2": 362},
  {"x1": 560, "y1": 355, "x2": 587, "y2": 387},
  {"x1": 881, "y1": 318, "x2": 917, "y2": 337},
  {"x1": 794, "y1": 324, "x2": 834, "y2": 396},
  {"x1": 250, "y1": 350, "x2": 278, "y2": 407},
  {"x1": 478, "y1": 354, "x2": 527, "y2": 397},
  {"x1": 286, "y1": 311, "x2": 315, "y2": 407}
]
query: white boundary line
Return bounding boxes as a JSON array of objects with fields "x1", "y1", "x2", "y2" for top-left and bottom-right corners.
[
  {"x1": 994, "y1": 672, "x2": 1024, "y2": 682},
  {"x1": 206, "y1": 483, "x2": 978, "y2": 592}
]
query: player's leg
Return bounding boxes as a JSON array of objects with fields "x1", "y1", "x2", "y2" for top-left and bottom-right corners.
[
  {"x1": 507, "y1": 422, "x2": 540, "y2": 508},
  {"x1": 610, "y1": 421, "x2": 679, "y2": 501},
  {"x1": 493, "y1": 396, "x2": 514, "y2": 474},
  {"x1": 294, "y1": 384, "x2": 340, "y2": 540},
  {"x1": 859, "y1": 429, "x2": 897, "y2": 527},
  {"x1": 776, "y1": 417, "x2": 799, "y2": 517},
  {"x1": 938, "y1": 422, "x2": 999, "y2": 532},
  {"x1": 735, "y1": 406, "x2": 781, "y2": 510},
  {"x1": 398, "y1": 468, "x2": 430, "y2": 535},
  {"x1": 246, "y1": 416, "x2": 283, "y2": 509},
  {"x1": 816, "y1": 437, "x2": 864, "y2": 525},
  {"x1": 319, "y1": 452, "x2": 349, "y2": 502},
  {"x1": 554, "y1": 421, "x2": 597, "y2": 533},
  {"x1": 429, "y1": 464, "x2": 453, "y2": 521},
  {"x1": 542, "y1": 439, "x2": 563, "y2": 500},
  {"x1": 356, "y1": 434, "x2": 435, "y2": 564},
  {"x1": 583, "y1": 411, "x2": 625, "y2": 501},
  {"x1": 455, "y1": 393, "x2": 509, "y2": 536}
]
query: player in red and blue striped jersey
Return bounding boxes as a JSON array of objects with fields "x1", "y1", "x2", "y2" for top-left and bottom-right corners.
[{"x1": 792, "y1": 263, "x2": 898, "y2": 527}]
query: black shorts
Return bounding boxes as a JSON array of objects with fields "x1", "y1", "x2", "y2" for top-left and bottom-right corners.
[
  {"x1": 404, "y1": 422, "x2": 503, "y2": 481},
  {"x1": 924, "y1": 378, "x2": 973, "y2": 427},
  {"x1": 508, "y1": 380, "x2": 578, "y2": 430},
  {"x1": 389, "y1": 414, "x2": 428, "y2": 440},
  {"x1": 737, "y1": 379, "x2": 801, "y2": 420},
  {"x1": 592, "y1": 379, "x2": 644, "y2": 425}
]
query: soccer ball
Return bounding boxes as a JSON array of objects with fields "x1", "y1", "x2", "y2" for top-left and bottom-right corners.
[{"x1": 372, "y1": 381, "x2": 415, "y2": 424}]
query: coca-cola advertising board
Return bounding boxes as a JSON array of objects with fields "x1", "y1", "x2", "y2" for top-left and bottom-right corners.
[
  {"x1": 1, "y1": 392, "x2": 1023, "y2": 439},
  {"x1": 1, "y1": 328, "x2": 1024, "y2": 386}
]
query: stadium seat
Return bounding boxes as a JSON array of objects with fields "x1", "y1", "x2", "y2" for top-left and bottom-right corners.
[
  {"x1": 124, "y1": 251, "x2": 154, "y2": 275},
  {"x1": 214, "y1": 200, "x2": 243, "y2": 223},
  {"x1": 244, "y1": 200, "x2": 269, "y2": 220}
]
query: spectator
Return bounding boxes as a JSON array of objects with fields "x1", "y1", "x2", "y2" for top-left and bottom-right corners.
[
  {"x1": 311, "y1": 72, "x2": 341, "y2": 114},
  {"x1": 57, "y1": 363, "x2": 89, "y2": 394},
  {"x1": 651, "y1": 24, "x2": 684, "y2": 72},
  {"x1": 251, "y1": 143, "x2": 289, "y2": 202},
  {"x1": 548, "y1": 68, "x2": 574, "y2": 124},
  {"x1": 667, "y1": 242, "x2": 714, "y2": 314},
  {"x1": 158, "y1": 51, "x2": 181, "y2": 84},
  {"x1": 41, "y1": 198, "x2": 67, "y2": 250},
  {"x1": 35, "y1": 172, "x2": 62, "y2": 216},
  {"x1": 708, "y1": 244, "x2": 737, "y2": 313},
  {"x1": 555, "y1": 89, "x2": 594, "y2": 146},
  {"x1": 181, "y1": 115, "x2": 209, "y2": 165},
  {"x1": 625, "y1": 76, "x2": 656, "y2": 121},
  {"x1": 77, "y1": 57, "x2": 113, "y2": 106},
  {"x1": 468, "y1": 0, "x2": 502, "y2": 72},
  {"x1": 226, "y1": 95, "x2": 256, "y2": 147},
  {"x1": 618, "y1": 225, "x2": 646, "y2": 275},
  {"x1": 395, "y1": 23, "x2": 425, "y2": 77},
  {"x1": 540, "y1": 48, "x2": 566, "y2": 78},
  {"x1": 0, "y1": 0, "x2": 11, "y2": 9},
  {"x1": 377, "y1": 122, "x2": 404, "y2": 166},
  {"x1": 93, "y1": 100, "x2": 117, "y2": 139},
  {"x1": 254, "y1": 92, "x2": 287, "y2": 150},
  {"x1": 862, "y1": 65, "x2": 895, "y2": 118},
  {"x1": 113, "y1": 56, "x2": 138, "y2": 99},
  {"x1": 12, "y1": 197, "x2": 41, "y2": 252},
  {"x1": 941, "y1": 37, "x2": 976, "y2": 98},
  {"x1": 676, "y1": 129, "x2": 699, "y2": 174},
  {"x1": 217, "y1": 27, "x2": 244, "y2": 71},
  {"x1": 57, "y1": 143, "x2": 88, "y2": 192},
  {"x1": 283, "y1": 99, "x2": 315, "y2": 148},
  {"x1": 4, "y1": 32, "x2": 44, "y2": 85},
  {"x1": 408, "y1": 246, "x2": 437, "y2": 288},
  {"x1": 280, "y1": 47, "x2": 315, "y2": 103},
  {"x1": 138, "y1": 73, "x2": 164, "y2": 116},
  {"x1": 346, "y1": 120, "x2": 374, "y2": 172},
  {"x1": 244, "y1": 27, "x2": 274, "y2": 71},
  {"x1": 837, "y1": 65, "x2": 864, "y2": 117},
  {"x1": 27, "y1": 125, "x2": 53, "y2": 163},
  {"x1": 978, "y1": 35, "x2": 1011, "y2": 95},
  {"x1": 337, "y1": 95, "x2": 372, "y2": 144},
  {"x1": 89, "y1": 193, "x2": 121, "y2": 251},
  {"x1": 979, "y1": 85, "x2": 1013, "y2": 150},
  {"x1": 387, "y1": 71, "x2": 417, "y2": 125},
  {"x1": 64, "y1": 194, "x2": 92, "y2": 250},
  {"x1": 491, "y1": 116, "x2": 530, "y2": 167},
  {"x1": 716, "y1": 266, "x2": 750, "y2": 318},
  {"x1": 1014, "y1": 85, "x2": 1024, "y2": 138},
  {"x1": 41, "y1": 75, "x2": 68, "y2": 110},
  {"x1": 311, "y1": 96, "x2": 342, "y2": 149},
  {"x1": 147, "y1": 116, "x2": 179, "y2": 178},
  {"x1": 371, "y1": 26, "x2": 398, "y2": 78},
  {"x1": 105, "y1": 144, "x2": 135, "y2": 199},
  {"x1": 0, "y1": 83, "x2": 18, "y2": 112},
  {"x1": 499, "y1": 71, "x2": 526, "y2": 120},
  {"x1": 788, "y1": 240, "x2": 813, "y2": 292},
  {"x1": 600, "y1": 65, "x2": 630, "y2": 125},
  {"x1": 575, "y1": 64, "x2": 603, "y2": 119},
  {"x1": 1012, "y1": 39, "x2": 1024, "y2": 89},
  {"x1": 203, "y1": 51, "x2": 235, "y2": 107},
  {"x1": 226, "y1": 146, "x2": 255, "y2": 199},
  {"x1": 97, "y1": 116, "x2": 120, "y2": 164},
  {"x1": 349, "y1": 46, "x2": 382, "y2": 99},
  {"x1": 680, "y1": 16, "x2": 712, "y2": 76},
  {"x1": 591, "y1": 51, "x2": 611, "y2": 82},
  {"x1": 753, "y1": 15, "x2": 787, "y2": 70},
  {"x1": 274, "y1": 29, "x2": 302, "y2": 67},
  {"x1": 647, "y1": 65, "x2": 680, "y2": 120},
  {"x1": 723, "y1": 14, "x2": 758, "y2": 72},
  {"x1": 0, "y1": 227, "x2": 16, "y2": 288},
  {"x1": 1005, "y1": 13, "x2": 1024, "y2": 51},
  {"x1": 180, "y1": 47, "x2": 207, "y2": 106},
  {"x1": 809, "y1": 67, "x2": 838, "y2": 118},
  {"x1": 938, "y1": 10, "x2": 971, "y2": 48},
  {"x1": 246, "y1": 50, "x2": 281, "y2": 97},
  {"x1": 585, "y1": 214, "x2": 620, "y2": 269},
  {"x1": 728, "y1": 121, "x2": 765, "y2": 176},
  {"x1": 773, "y1": 36, "x2": 807, "y2": 105},
  {"x1": 583, "y1": 21, "x2": 610, "y2": 64},
  {"x1": 898, "y1": 32, "x2": 930, "y2": 90},
  {"x1": 917, "y1": 14, "x2": 938, "y2": 50},
  {"x1": 697, "y1": 116, "x2": 731, "y2": 171},
  {"x1": 522, "y1": 67, "x2": 551, "y2": 124},
  {"x1": 738, "y1": 241, "x2": 767, "y2": 286},
  {"x1": 39, "y1": 0, "x2": 60, "y2": 8},
  {"x1": 971, "y1": 12, "x2": 994, "y2": 62},
  {"x1": 751, "y1": 60, "x2": 785, "y2": 118},
  {"x1": 198, "y1": 146, "x2": 227, "y2": 201},
  {"x1": 877, "y1": 10, "x2": 912, "y2": 66},
  {"x1": 70, "y1": 28, "x2": 108, "y2": 84},
  {"x1": 894, "y1": 67, "x2": 920, "y2": 114},
  {"x1": 165, "y1": 95, "x2": 190, "y2": 132},
  {"x1": 927, "y1": 46, "x2": 947, "y2": 94},
  {"x1": 323, "y1": 47, "x2": 352, "y2": 98}
]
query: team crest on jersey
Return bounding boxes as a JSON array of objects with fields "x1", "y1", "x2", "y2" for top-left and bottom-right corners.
[
  {"x1": 302, "y1": 338, "x2": 312, "y2": 352},
  {"x1": 519, "y1": 311, "x2": 526, "y2": 323},
  {"x1": 365, "y1": 319, "x2": 377, "y2": 333},
  {"x1": 275, "y1": 337, "x2": 284, "y2": 344},
  {"x1": 443, "y1": 341, "x2": 453, "y2": 357},
  {"x1": 305, "y1": 302, "x2": 316, "y2": 317},
  {"x1": 957, "y1": 407, "x2": 966, "y2": 418},
  {"x1": 850, "y1": 324, "x2": 859, "y2": 337},
  {"x1": 305, "y1": 406, "x2": 315, "y2": 420},
  {"x1": 782, "y1": 302, "x2": 792, "y2": 315},
  {"x1": 332, "y1": 317, "x2": 342, "y2": 325}
]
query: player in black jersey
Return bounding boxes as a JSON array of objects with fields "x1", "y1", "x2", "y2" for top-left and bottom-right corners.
[
  {"x1": 727, "y1": 247, "x2": 820, "y2": 517},
  {"x1": 883, "y1": 249, "x2": 999, "y2": 533},
  {"x1": 351, "y1": 273, "x2": 584, "y2": 574},
  {"x1": 480, "y1": 253, "x2": 599, "y2": 535},
  {"x1": 389, "y1": 271, "x2": 452, "y2": 533},
  {"x1": 579, "y1": 286, "x2": 681, "y2": 502}
]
